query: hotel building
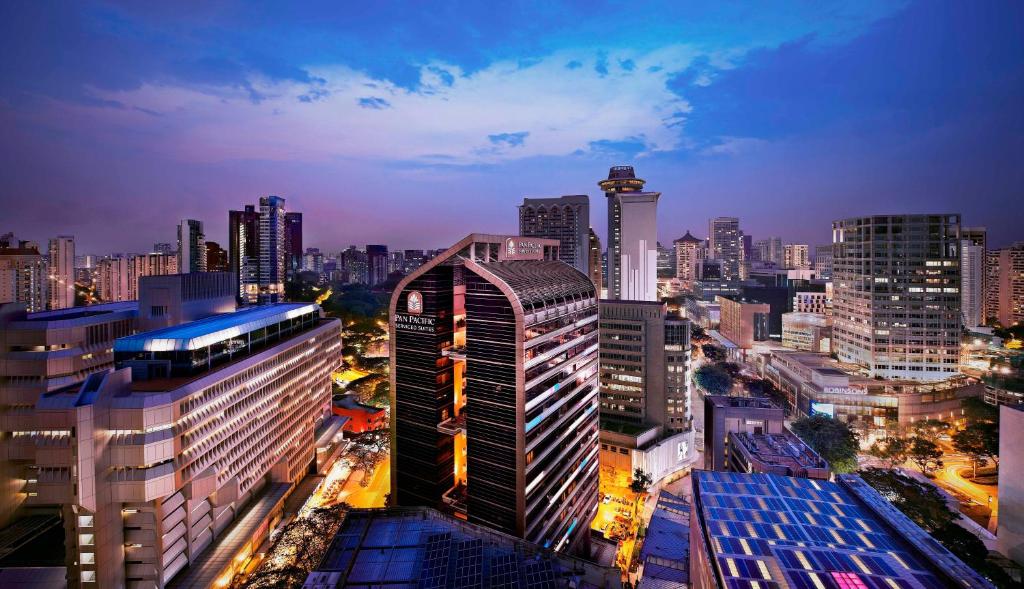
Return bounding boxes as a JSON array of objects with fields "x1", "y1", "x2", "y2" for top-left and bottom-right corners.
[
  {"x1": 601, "y1": 166, "x2": 660, "y2": 301},
  {"x1": 673, "y1": 231, "x2": 704, "y2": 288},
  {"x1": 28, "y1": 303, "x2": 339, "y2": 587},
  {"x1": 708, "y1": 218, "x2": 741, "y2": 283},
  {"x1": 48, "y1": 235, "x2": 76, "y2": 310},
  {"x1": 389, "y1": 233, "x2": 599, "y2": 554},
  {"x1": 832, "y1": 214, "x2": 962, "y2": 381},
  {"x1": 519, "y1": 195, "x2": 590, "y2": 275}
]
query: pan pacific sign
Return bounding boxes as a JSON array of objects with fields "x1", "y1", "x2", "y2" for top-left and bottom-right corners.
[
  {"x1": 499, "y1": 237, "x2": 545, "y2": 261},
  {"x1": 395, "y1": 313, "x2": 437, "y2": 333}
]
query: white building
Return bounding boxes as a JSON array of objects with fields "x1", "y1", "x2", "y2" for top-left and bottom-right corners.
[
  {"x1": 960, "y1": 239, "x2": 985, "y2": 329},
  {"x1": 600, "y1": 166, "x2": 660, "y2": 301}
]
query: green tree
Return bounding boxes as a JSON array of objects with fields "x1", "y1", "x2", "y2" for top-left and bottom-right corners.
[
  {"x1": 694, "y1": 364, "x2": 733, "y2": 396},
  {"x1": 908, "y1": 437, "x2": 944, "y2": 474},
  {"x1": 867, "y1": 437, "x2": 909, "y2": 468},
  {"x1": 911, "y1": 419, "x2": 951, "y2": 442},
  {"x1": 952, "y1": 421, "x2": 999, "y2": 478},
  {"x1": 858, "y1": 468, "x2": 958, "y2": 533},
  {"x1": 630, "y1": 468, "x2": 653, "y2": 495},
  {"x1": 960, "y1": 396, "x2": 998, "y2": 425},
  {"x1": 790, "y1": 415, "x2": 859, "y2": 473},
  {"x1": 701, "y1": 344, "x2": 726, "y2": 362}
]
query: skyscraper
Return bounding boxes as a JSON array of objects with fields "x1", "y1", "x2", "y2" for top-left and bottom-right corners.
[
  {"x1": 708, "y1": 217, "x2": 741, "y2": 282},
  {"x1": 783, "y1": 243, "x2": 810, "y2": 269},
  {"x1": 229, "y1": 196, "x2": 293, "y2": 303},
  {"x1": 204, "y1": 240, "x2": 228, "y2": 272},
  {"x1": 989, "y1": 242, "x2": 1024, "y2": 326},
  {"x1": 673, "y1": 231, "x2": 703, "y2": 287},
  {"x1": 176, "y1": 219, "x2": 207, "y2": 273},
  {"x1": 588, "y1": 228, "x2": 602, "y2": 293},
  {"x1": 961, "y1": 238, "x2": 985, "y2": 329},
  {"x1": 519, "y1": 195, "x2": 590, "y2": 275},
  {"x1": 601, "y1": 166, "x2": 660, "y2": 301},
  {"x1": 284, "y1": 211, "x2": 303, "y2": 279},
  {"x1": 390, "y1": 233, "x2": 598, "y2": 554},
  {"x1": 960, "y1": 227, "x2": 987, "y2": 321},
  {"x1": 832, "y1": 214, "x2": 962, "y2": 381},
  {"x1": 0, "y1": 241, "x2": 46, "y2": 312},
  {"x1": 47, "y1": 235, "x2": 75, "y2": 309},
  {"x1": 814, "y1": 244, "x2": 833, "y2": 279},
  {"x1": 366, "y1": 244, "x2": 389, "y2": 287}
]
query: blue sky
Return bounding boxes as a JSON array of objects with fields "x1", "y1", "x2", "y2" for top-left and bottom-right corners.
[{"x1": 1, "y1": 0, "x2": 1021, "y2": 252}]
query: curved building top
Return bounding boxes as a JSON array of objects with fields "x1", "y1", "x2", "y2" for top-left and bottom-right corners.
[{"x1": 598, "y1": 165, "x2": 646, "y2": 193}]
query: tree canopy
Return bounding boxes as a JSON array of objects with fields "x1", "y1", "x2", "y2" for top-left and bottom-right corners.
[
  {"x1": 694, "y1": 364, "x2": 734, "y2": 396},
  {"x1": 790, "y1": 414, "x2": 859, "y2": 473},
  {"x1": 867, "y1": 437, "x2": 909, "y2": 469},
  {"x1": 908, "y1": 437, "x2": 943, "y2": 474},
  {"x1": 952, "y1": 421, "x2": 999, "y2": 477},
  {"x1": 858, "y1": 468, "x2": 958, "y2": 533}
]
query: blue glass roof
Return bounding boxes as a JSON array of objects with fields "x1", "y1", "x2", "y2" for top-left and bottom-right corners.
[{"x1": 114, "y1": 303, "x2": 319, "y2": 352}]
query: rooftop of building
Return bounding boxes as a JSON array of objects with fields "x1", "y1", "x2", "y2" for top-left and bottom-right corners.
[
  {"x1": 333, "y1": 394, "x2": 385, "y2": 414},
  {"x1": 472, "y1": 259, "x2": 595, "y2": 311},
  {"x1": 312, "y1": 507, "x2": 619, "y2": 588},
  {"x1": 691, "y1": 470, "x2": 993, "y2": 589},
  {"x1": 769, "y1": 349, "x2": 975, "y2": 392},
  {"x1": 706, "y1": 395, "x2": 780, "y2": 410},
  {"x1": 520, "y1": 194, "x2": 590, "y2": 205},
  {"x1": 731, "y1": 430, "x2": 829, "y2": 474},
  {"x1": 673, "y1": 230, "x2": 703, "y2": 244},
  {"x1": 638, "y1": 491, "x2": 689, "y2": 587},
  {"x1": 20, "y1": 301, "x2": 138, "y2": 322},
  {"x1": 114, "y1": 302, "x2": 319, "y2": 352}
]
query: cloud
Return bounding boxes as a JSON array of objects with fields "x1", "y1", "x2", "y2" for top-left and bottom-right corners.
[
  {"x1": 75, "y1": 48, "x2": 695, "y2": 164},
  {"x1": 357, "y1": 96, "x2": 391, "y2": 109},
  {"x1": 488, "y1": 131, "x2": 529, "y2": 147},
  {"x1": 565, "y1": 60, "x2": 582, "y2": 70}
]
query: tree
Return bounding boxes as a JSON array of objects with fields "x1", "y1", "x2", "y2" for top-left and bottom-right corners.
[
  {"x1": 952, "y1": 421, "x2": 999, "y2": 478},
  {"x1": 867, "y1": 437, "x2": 909, "y2": 469},
  {"x1": 911, "y1": 419, "x2": 951, "y2": 442},
  {"x1": 960, "y1": 396, "x2": 998, "y2": 425},
  {"x1": 694, "y1": 364, "x2": 733, "y2": 396},
  {"x1": 630, "y1": 468, "x2": 653, "y2": 495},
  {"x1": 701, "y1": 344, "x2": 726, "y2": 363},
  {"x1": 858, "y1": 468, "x2": 958, "y2": 533},
  {"x1": 342, "y1": 428, "x2": 389, "y2": 485},
  {"x1": 690, "y1": 324, "x2": 707, "y2": 341},
  {"x1": 908, "y1": 437, "x2": 944, "y2": 474},
  {"x1": 790, "y1": 415, "x2": 859, "y2": 473}
]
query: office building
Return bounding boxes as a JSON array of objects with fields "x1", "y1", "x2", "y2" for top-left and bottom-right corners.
[
  {"x1": 205, "y1": 241, "x2": 228, "y2": 273},
  {"x1": 781, "y1": 312, "x2": 831, "y2": 353},
  {"x1": 47, "y1": 235, "x2": 75, "y2": 310},
  {"x1": 689, "y1": 470, "x2": 995, "y2": 589},
  {"x1": 229, "y1": 196, "x2": 294, "y2": 303},
  {"x1": 390, "y1": 233, "x2": 599, "y2": 554},
  {"x1": 961, "y1": 238, "x2": 985, "y2": 328},
  {"x1": 657, "y1": 241, "x2": 675, "y2": 279},
  {"x1": 387, "y1": 250, "x2": 405, "y2": 275},
  {"x1": 998, "y1": 404, "x2": 1024, "y2": 567},
  {"x1": 989, "y1": 242, "x2": 1024, "y2": 326},
  {"x1": 176, "y1": 219, "x2": 206, "y2": 273},
  {"x1": 754, "y1": 237, "x2": 783, "y2": 267},
  {"x1": 598, "y1": 301, "x2": 693, "y2": 481},
  {"x1": 136, "y1": 272, "x2": 236, "y2": 332},
  {"x1": 366, "y1": 244, "x2": 388, "y2": 287},
  {"x1": 716, "y1": 296, "x2": 769, "y2": 349},
  {"x1": 0, "y1": 242, "x2": 46, "y2": 312},
  {"x1": 307, "y1": 508, "x2": 621, "y2": 588},
  {"x1": 813, "y1": 244, "x2": 833, "y2": 279},
  {"x1": 519, "y1": 195, "x2": 590, "y2": 275},
  {"x1": 703, "y1": 396, "x2": 785, "y2": 471},
  {"x1": 17, "y1": 303, "x2": 340, "y2": 587},
  {"x1": 601, "y1": 166, "x2": 660, "y2": 301},
  {"x1": 782, "y1": 243, "x2": 809, "y2": 269},
  {"x1": 284, "y1": 211, "x2": 303, "y2": 279},
  {"x1": 588, "y1": 228, "x2": 602, "y2": 293},
  {"x1": 0, "y1": 301, "x2": 137, "y2": 528},
  {"x1": 708, "y1": 217, "x2": 741, "y2": 282},
  {"x1": 740, "y1": 233, "x2": 752, "y2": 279},
  {"x1": 793, "y1": 291, "x2": 828, "y2": 314},
  {"x1": 339, "y1": 246, "x2": 368, "y2": 284},
  {"x1": 401, "y1": 249, "x2": 426, "y2": 275},
  {"x1": 832, "y1": 214, "x2": 962, "y2": 381},
  {"x1": 673, "y1": 231, "x2": 703, "y2": 287},
  {"x1": 302, "y1": 247, "x2": 324, "y2": 275}
]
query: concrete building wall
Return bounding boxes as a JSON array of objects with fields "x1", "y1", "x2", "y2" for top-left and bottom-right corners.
[{"x1": 999, "y1": 405, "x2": 1024, "y2": 566}]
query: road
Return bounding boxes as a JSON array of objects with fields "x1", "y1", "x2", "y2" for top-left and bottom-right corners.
[{"x1": 339, "y1": 456, "x2": 390, "y2": 508}]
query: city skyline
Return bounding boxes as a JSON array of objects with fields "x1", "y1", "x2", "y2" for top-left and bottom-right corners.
[{"x1": 2, "y1": 1, "x2": 1022, "y2": 253}]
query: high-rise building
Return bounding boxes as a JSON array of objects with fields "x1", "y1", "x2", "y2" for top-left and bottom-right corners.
[
  {"x1": 782, "y1": 243, "x2": 810, "y2": 269},
  {"x1": 285, "y1": 211, "x2": 303, "y2": 279},
  {"x1": 340, "y1": 246, "x2": 368, "y2": 284},
  {"x1": 47, "y1": 235, "x2": 75, "y2": 310},
  {"x1": 402, "y1": 249, "x2": 426, "y2": 275},
  {"x1": 176, "y1": 219, "x2": 206, "y2": 273},
  {"x1": 96, "y1": 256, "x2": 131, "y2": 302},
  {"x1": 152, "y1": 242, "x2": 175, "y2": 255},
  {"x1": 366, "y1": 244, "x2": 388, "y2": 287},
  {"x1": 741, "y1": 233, "x2": 752, "y2": 277},
  {"x1": 204, "y1": 240, "x2": 228, "y2": 272},
  {"x1": 989, "y1": 242, "x2": 1024, "y2": 327},
  {"x1": 388, "y1": 250, "x2": 405, "y2": 275},
  {"x1": 24, "y1": 303, "x2": 338, "y2": 587},
  {"x1": 716, "y1": 295, "x2": 770, "y2": 348},
  {"x1": 832, "y1": 214, "x2": 962, "y2": 381},
  {"x1": 302, "y1": 247, "x2": 325, "y2": 275},
  {"x1": 708, "y1": 217, "x2": 741, "y2": 282},
  {"x1": 129, "y1": 252, "x2": 178, "y2": 299},
  {"x1": 230, "y1": 197, "x2": 293, "y2": 303},
  {"x1": 673, "y1": 231, "x2": 703, "y2": 286},
  {"x1": 390, "y1": 233, "x2": 598, "y2": 554},
  {"x1": 519, "y1": 195, "x2": 590, "y2": 274},
  {"x1": 754, "y1": 236, "x2": 783, "y2": 267},
  {"x1": 962, "y1": 227, "x2": 987, "y2": 319},
  {"x1": 813, "y1": 244, "x2": 833, "y2": 279},
  {"x1": 588, "y1": 228, "x2": 602, "y2": 293},
  {"x1": 656, "y1": 241, "x2": 675, "y2": 278},
  {"x1": 601, "y1": 166, "x2": 660, "y2": 301},
  {"x1": 961, "y1": 239, "x2": 985, "y2": 329},
  {"x1": 0, "y1": 242, "x2": 46, "y2": 312}
]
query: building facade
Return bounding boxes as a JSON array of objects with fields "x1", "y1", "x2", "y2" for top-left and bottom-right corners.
[
  {"x1": 229, "y1": 197, "x2": 295, "y2": 304},
  {"x1": 284, "y1": 211, "x2": 303, "y2": 280},
  {"x1": 176, "y1": 219, "x2": 206, "y2": 274},
  {"x1": 781, "y1": 312, "x2": 831, "y2": 353},
  {"x1": 673, "y1": 231, "x2": 703, "y2": 287},
  {"x1": 989, "y1": 242, "x2": 1024, "y2": 326},
  {"x1": 48, "y1": 235, "x2": 75, "y2": 310},
  {"x1": 390, "y1": 233, "x2": 599, "y2": 555},
  {"x1": 961, "y1": 238, "x2": 985, "y2": 329},
  {"x1": 716, "y1": 295, "x2": 769, "y2": 349},
  {"x1": 204, "y1": 241, "x2": 228, "y2": 273},
  {"x1": 813, "y1": 244, "x2": 833, "y2": 279},
  {"x1": 588, "y1": 228, "x2": 602, "y2": 294},
  {"x1": 782, "y1": 243, "x2": 810, "y2": 270},
  {"x1": 518, "y1": 195, "x2": 590, "y2": 275},
  {"x1": 366, "y1": 244, "x2": 388, "y2": 287},
  {"x1": 832, "y1": 214, "x2": 962, "y2": 381},
  {"x1": 0, "y1": 243, "x2": 47, "y2": 312},
  {"x1": 601, "y1": 166, "x2": 660, "y2": 301},
  {"x1": 708, "y1": 217, "x2": 741, "y2": 282}
]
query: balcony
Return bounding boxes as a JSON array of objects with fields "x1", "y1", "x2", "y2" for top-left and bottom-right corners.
[
  {"x1": 442, "y1": 482, "x2": 467, "y2": 517},
  {"x1": 437, "y1": 412, "x2": 466, "y2": 436},
  {"x1": 441, "y1": 345, "x2": 467, "y2": 361}
]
